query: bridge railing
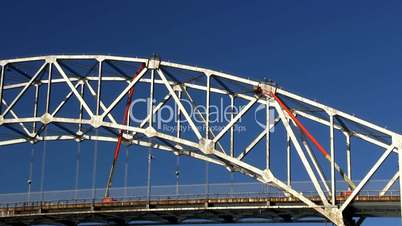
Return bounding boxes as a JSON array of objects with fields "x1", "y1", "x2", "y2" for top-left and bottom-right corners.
[{"x1": 0, "y1": 180, "x2": 399, "y2": 207}]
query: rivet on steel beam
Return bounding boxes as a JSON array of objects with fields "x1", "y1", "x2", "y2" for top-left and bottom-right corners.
[
  {"x1": 147, "y1": 55, "x2": 161, "y2": 70},
  {"x1": 90, "y1": 115, "x2": 103, "y2": 128},
  {"x1": 199, "y1": 138, "x2": 215, "y2": 155},
  {"x1": 75, "y1": 130, "x2": 84, "y2": 142},
  {"x1": 145, "y1": 126, "x2": 157, "y2": 138},
  {"x1": 97, "y1": 57, "x2": 105, "y2": 62},
  {"x1": 40, "y1": 113, "x2": 53, "y2": 124},
  {"x1": 45, "y1": 56, "x2": 56, "y2": 64}
]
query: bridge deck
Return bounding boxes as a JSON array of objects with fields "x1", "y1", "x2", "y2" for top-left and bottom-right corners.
[{"x1": 0, "y1": 195, "x2": 400, "y2": 225}]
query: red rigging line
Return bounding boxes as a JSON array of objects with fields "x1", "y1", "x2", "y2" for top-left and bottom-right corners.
[
  {"x1": 255, "y1": 85, "x2": 331, "y2": 160},
  {"x1": 104, "y1": 63, "x2": 146, "y2": 200},
  {"x1": 267, "y1": 90, "x2": 355, "y2": 189},
  {"x1": 272, "y1": 94, "x2": 331, "y2": 160}
]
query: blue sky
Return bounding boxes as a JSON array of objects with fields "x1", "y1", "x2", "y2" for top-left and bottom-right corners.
[{"x1": 0, "y1": 1, "x2": 401, "y2": 225}]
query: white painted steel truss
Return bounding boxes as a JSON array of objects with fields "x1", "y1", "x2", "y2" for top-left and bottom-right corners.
[{"x1": 0, "y1": 55, "x2": 401, "y2": 226}]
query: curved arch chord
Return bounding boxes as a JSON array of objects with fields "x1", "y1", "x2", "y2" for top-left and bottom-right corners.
[{"x1": 0, "y1": 55, "x2": 400, "y2": 226}]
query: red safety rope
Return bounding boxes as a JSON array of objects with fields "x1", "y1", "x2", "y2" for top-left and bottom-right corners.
[
  {"x1": 104, "y1": 63, "x2": 146, "y2": 199},
  {"x1": 272, "y1": 92, "x2": 356, "y2": 189},
  {"x1": 272, "y1": 94, "x2": 331, "y2": 160},
  {"x1": 114, "y1": 63, "x2": 145, "y2": 159}
]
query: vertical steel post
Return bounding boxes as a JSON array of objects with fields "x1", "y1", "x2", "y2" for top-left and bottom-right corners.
[
  {"x1": 330, "y1": 114, "x2": 336, "y2": 205},
  {"x1": 147, "y1": 64, "x2": 155, "y2": 203},
  {"x1": 27, "y1": 177, "x2": 32, "y2": 202},
  {"x1": 176, "y1": 90, "x2": 181, "y2": 195},
  {"x1": 229, "y1": 95, "x2": 234, "y2": 158},
  {"x1": 96, "y1": 60, "x2": 102, "y2": 115},
  {"x1": 78, "y1": 83, "x2": 84, "y2": 132},
  {"x1": 124, "y1": 72, "x2": 132, "y2": 199},
  {"x1": 286, "y1": 118, "x2": 291, "y2": 187},
  {"x1": 124, "y1": 146, "x2": 129, "y2": 198},
  {"x1": 74, "y1": 142, "x2": 81, "y2": 200},
  {"x1": 205, "y1": 74, "x2": 211, "y2": 198},
  {"x1": 92, "y1": 129, "x2": 98, "y2": 200},
  {"x1": 176, "y1": 90, "x2": 182, "y2": 138},
  {"x1": 266, "y1": 98, "x2": 270, "y2": 170},
  {"x1": 75, "y1": 82, "x2": 84, "y2": 200},
  {"x1": 205, "y1": 74, "x2": 211, "y2": 139},
  {"x1": 205, "y1": 161, "x2": 209, "y2": 197},
  {"x1": 40, "y1": 128, "x2": 48, "y2": 202},
  {"x1": 32, "y1": 84, "x2": 40, "y2": 134},
  {"x1": 176, "y1": 156, "x2": 180, "y2": 195},
  {"x1": 148, "y1": 70, "x2": 155, "y2": 127},
  {"x1": 346, "y1": 134, "x2": 352, "y2": 181},
  {"x1": 125, "y1": 104, "x2": 130, "y2": 201},
  {"x1": 45, "y1": 63, "x2": 52, "y2": 113},
  {"x1": 147, "y1": 147, "x2": 152, "y2": 205},
  {"x1": 27, "y1": 147, "x2": 34, "y2": 202},
  {"x1": 0, "y1": 64, "x2": 5, "y2": 114},
  {"x1": 230, "y1": 95, "x2": 235, "y2": 193}
]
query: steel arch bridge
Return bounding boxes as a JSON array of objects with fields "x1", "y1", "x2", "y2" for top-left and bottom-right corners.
[{"x1": 0, "y1": 55, "x2": 401, "y2": 226}]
